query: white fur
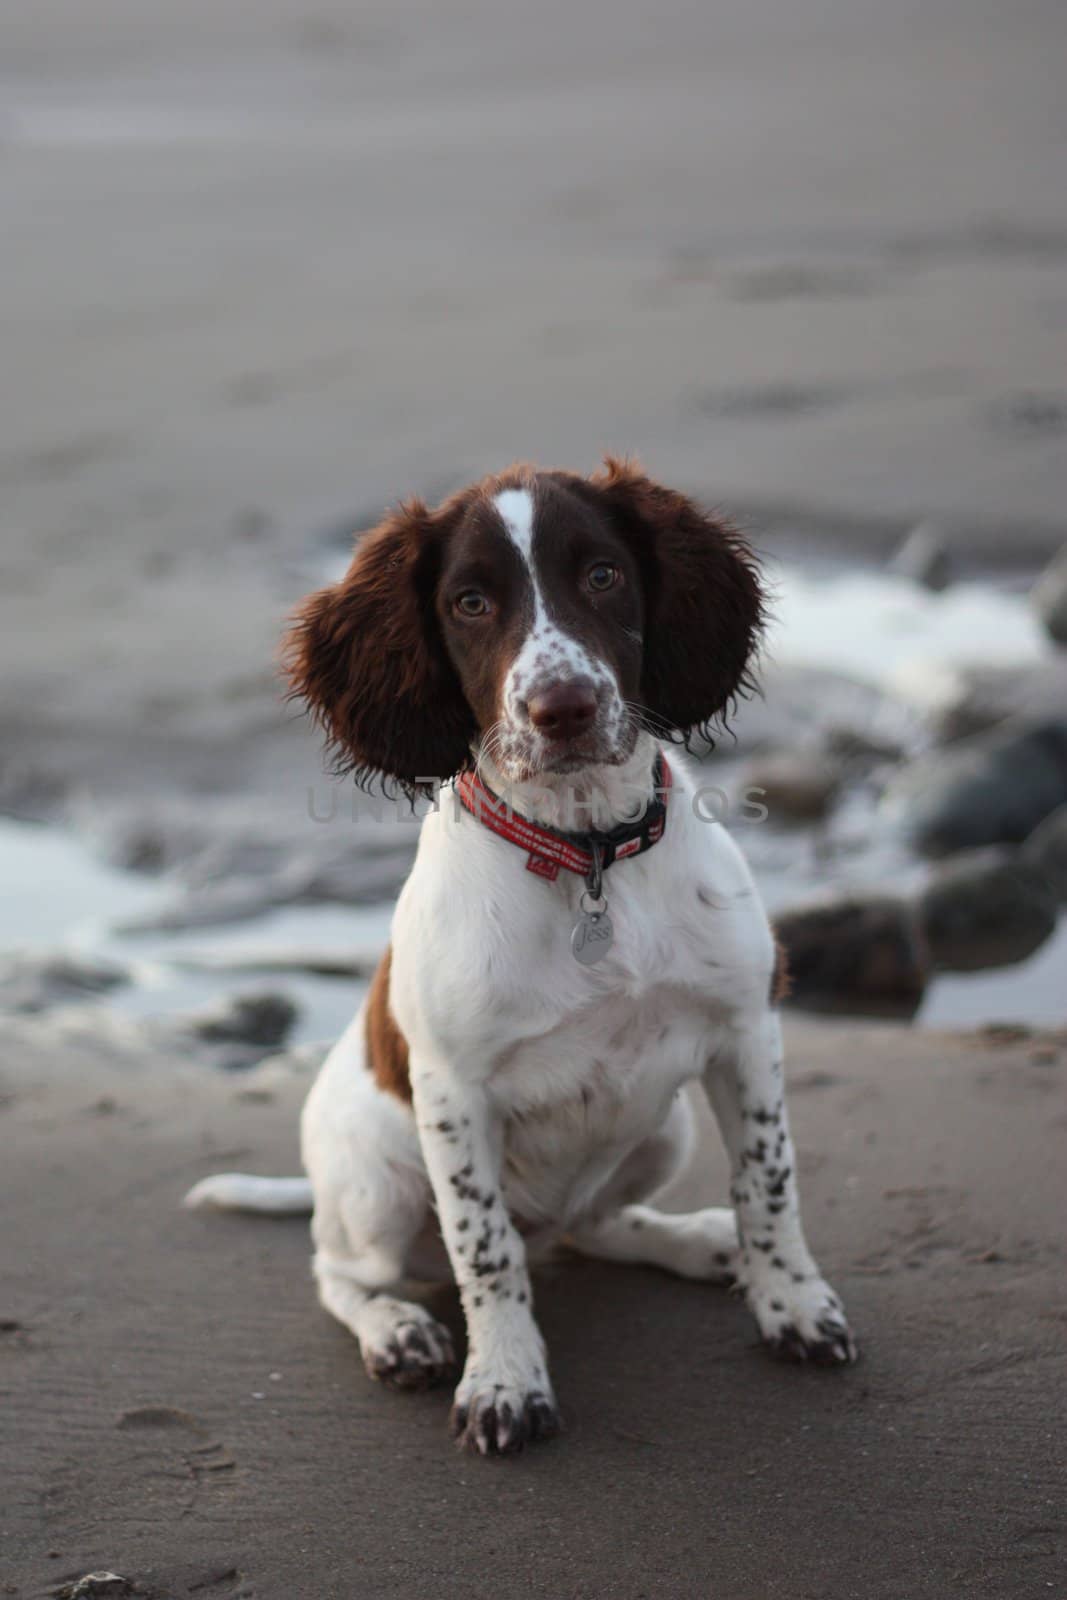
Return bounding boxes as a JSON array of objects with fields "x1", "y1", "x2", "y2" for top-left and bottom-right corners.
[
  {"x1": 184, "y1": 1175, "x2": 313, "y2": 1212},
  {"x1": 490, "y1": 487, "x2": 626, "y2": 787},
  {"x1": 187, "y1": 741, "x2": 855, "y2": 1451}
]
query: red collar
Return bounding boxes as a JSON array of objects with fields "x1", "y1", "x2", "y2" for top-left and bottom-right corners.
[{"x1": 455, "y1": 754, "x2": 672, "y2": 884}]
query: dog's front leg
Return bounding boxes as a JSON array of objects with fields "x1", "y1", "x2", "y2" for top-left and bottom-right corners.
[
  {"x1": 411, "y1": 1060, "x2": 560, "y2": 1454},
  {"x1": 703, "y1": 1009, "x2": 857, "y2": 1365}
]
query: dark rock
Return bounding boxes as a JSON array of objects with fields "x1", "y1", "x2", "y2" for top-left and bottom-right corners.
[
  {"x1": 55, "y1": 1576, "x2": 132, "y2": 1600},
  {"x1": 0, "y1": 1006, "x2": 323, "y2": 1081},
  {"x1": 1021, "y1": 803, "x2": 1067, "y2": 903},
  {"x1": 775, "y1": 894, "x2": 926, "y2": 1018},
  {"x1": 107, "y1": 822, "x2": 170, "y2": 873},
  {"x1": 1031, "y1": 545, "x2": 1067, "y2": 645},
  {"x1": 822, "y1": 724, "x2": 907, "y2": 767},
  {"x1": 0, "y1": 953, "x2": 128, "y2": 1014},
  {"x1": 889, "y1": 522, "x2": 952, "y2": 591},
  {"x1": 189, "y1": 991, "x2": 298, "y2": 1050},
  {"x1": 918, "y1": 848, "x2": 1057, "y2": 971},
  {"x1": 92, "y1": 807, "x2": 216, "y2": 876},
  {"x1": 159, "y1": 990, "x2": 301, "y2": 1071},
  {"x1": 927, "y1": 660, "x2": 1067, "y2": 744},
  {"x1": 745, "y1": 752, "x2": 841, "y2": 823},
  {"x1": 882, "y1": 717, "x2": 1067, "y2": 856}
]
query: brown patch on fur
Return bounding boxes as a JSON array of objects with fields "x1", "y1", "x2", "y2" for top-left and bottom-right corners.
[
  {"x1": 554, "y1": 456, "x2": 766, "y2": 739},
  {"x1": 771, "y1": 937, "x2": 792, "y2": 1007},
  {"x1": 283, "y1": 455, "x2": 765, "y2": 793},
  {"x1": 282, "y1": 495, "x2": 478, "y2": 793},
  {"x1": 365, "y1": 946, "x2": 411, "y2": 1103}
]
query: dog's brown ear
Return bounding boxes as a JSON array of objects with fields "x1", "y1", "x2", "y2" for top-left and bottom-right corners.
[
  {"x1": 284, "y1": 500, "x2": 475, "y2": 791},
  {"x1": 590, "y1": 456, "x2": 766, "y2": 738}
]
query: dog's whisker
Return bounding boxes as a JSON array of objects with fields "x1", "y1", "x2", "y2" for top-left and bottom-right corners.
[
  {"x1": 621, "y1": 700, "x2": 674, "y2": 742},
  {"x1": 474, "y1": 720, "x2": 510, "y2": 781}
]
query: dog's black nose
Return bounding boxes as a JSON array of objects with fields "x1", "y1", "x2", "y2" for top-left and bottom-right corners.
[{"x1": 528, "y1": 680, "x2": 597, "y2": 741}]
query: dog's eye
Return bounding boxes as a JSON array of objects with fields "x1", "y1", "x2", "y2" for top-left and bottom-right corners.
[
  {"x1": 586, "y1": 562, "x2": 619, "y2": 593},
  {"x1": 454, "y1": 590, "x2": 492, "y2": 618}
]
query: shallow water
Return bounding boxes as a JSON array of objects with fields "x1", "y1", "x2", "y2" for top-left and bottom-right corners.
[
  {"x1": 0, "y1": 816, "x2": 163, "y2": 947},
  {"x1": 107, "y1": 902, "x2": 391, "y2": 1047},
  {"x1": 769, "y1": 560, "x2": 1049, "y2": 702},
  {"x1": 919, "y1": 920, "x2": 1067, "y2": 1028},
  {"x1": 0, "y1": 817, "x2": 386, "y2": 1045}
]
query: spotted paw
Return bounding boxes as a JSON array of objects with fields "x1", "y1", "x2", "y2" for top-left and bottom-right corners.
[
  {"x1": 361, "y1": 1305, "x2": 457, "y2": 1391},
  {"x1": 450, "y1": 1383, "x2": 561, "y2": 1455},
  {"x1": 747, "y1": 1274, "x2": 857, "y2": 1367}
]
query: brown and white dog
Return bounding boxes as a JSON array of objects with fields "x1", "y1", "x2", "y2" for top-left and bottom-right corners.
[{"x1": 186, "y1": 458, "x2": 856, "y2": 1455}]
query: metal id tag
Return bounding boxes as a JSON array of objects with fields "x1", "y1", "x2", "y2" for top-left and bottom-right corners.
[
  {"x1": 571, "y1": 906, "x2": 614, "y2": 965},
  {"x1": 571, "y1": 844, "x2": 613, "y2": 964}
]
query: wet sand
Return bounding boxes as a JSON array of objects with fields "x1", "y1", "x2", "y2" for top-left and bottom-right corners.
[
  {"x1": 3, "y1": 0, "x2": 1067, "y2": 828},
  {"x1": 2, "y1": 1014, "x2": 1064, "y2": 1597}
]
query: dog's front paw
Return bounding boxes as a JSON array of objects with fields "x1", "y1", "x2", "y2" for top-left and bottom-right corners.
[
  {"x1": 360, "y1": 1300, "x2": 457, "y2": 1391},
  {"x1": 450, "y1": 1375, "x2": 560, "y2": 1456},
  {"x1": 747, "y1": 1274, "x2": 857, "y2": 1367}
]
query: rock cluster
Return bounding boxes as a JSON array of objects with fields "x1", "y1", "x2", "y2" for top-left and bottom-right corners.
[
  {"x1": 769, "y1": 536, "x2": 1067, "y2": 1015},
  {"x1": 882, "y1": 717, "x2": 1067, "y2": 856},
  {"x1": 776, "y1": 846, "x2": 1058, "y2": 1016}
]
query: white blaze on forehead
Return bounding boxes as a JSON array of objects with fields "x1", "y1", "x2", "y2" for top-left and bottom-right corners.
[
  {"x1": 493, "y1": 486, "x2": 546, "y2": 640},
  {"x1": 493, "y1": 487, "x2": 536, "y2": 569}
]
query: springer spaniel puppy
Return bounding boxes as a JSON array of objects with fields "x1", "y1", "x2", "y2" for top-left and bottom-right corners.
[{"x1": 186, "y1": 458, "x2": 856, "y2": 1455}]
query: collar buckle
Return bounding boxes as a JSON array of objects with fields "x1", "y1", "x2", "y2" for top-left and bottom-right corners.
[{"x1": 456, "y1": 752, "x2": 672, "y2": 884}]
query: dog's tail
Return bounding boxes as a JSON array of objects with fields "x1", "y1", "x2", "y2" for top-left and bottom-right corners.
[{"x1": 182, "y1": 1174, "x2": 314, "y2": 1215}]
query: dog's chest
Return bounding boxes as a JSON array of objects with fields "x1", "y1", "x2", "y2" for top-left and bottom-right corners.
[
  {"x1": 489, "y1": 981, "x2": 708, "y2": 1222},
  {"x1": 480, "y1": 844, "x2": 747, "y2": 1122},
  {"x1": 480, "y1": 879, "x2": 726, "y2": 1210},
  {"x1": 492, "y1": 980, "x2": 709, "y2": 1110}
]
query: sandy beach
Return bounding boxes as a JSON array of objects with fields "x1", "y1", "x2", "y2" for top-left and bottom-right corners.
[{"x1": 2, "y1": 1014, "x2": 1065, "y2": 1597}]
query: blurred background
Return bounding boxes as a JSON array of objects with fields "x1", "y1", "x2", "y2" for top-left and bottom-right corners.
[{"x1": 2, "y1": 0, "x2": 1066, "y2": 1059}]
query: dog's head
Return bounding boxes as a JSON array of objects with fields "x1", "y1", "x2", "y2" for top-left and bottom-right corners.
[{"x1": 285, "y1": 458, "x2": 765, "y2": 792}]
